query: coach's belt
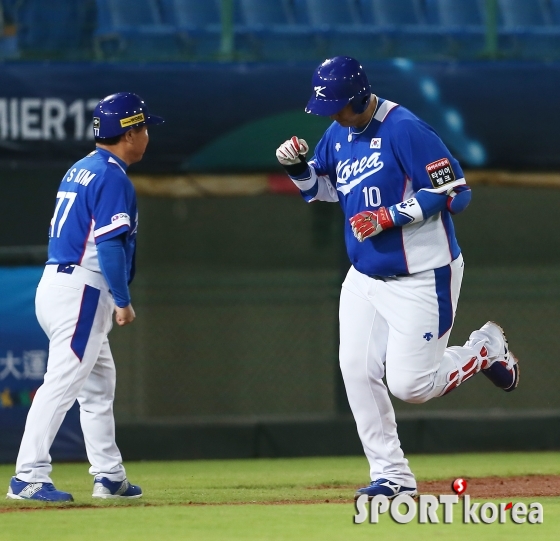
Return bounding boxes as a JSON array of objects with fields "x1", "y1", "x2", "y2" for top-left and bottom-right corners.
[
  {"x1": 368, "y1": 273, "x2": 407, "y2": 281},
  {"x1": 57, "y1": 264, "x2": 76, "y2": 275}
]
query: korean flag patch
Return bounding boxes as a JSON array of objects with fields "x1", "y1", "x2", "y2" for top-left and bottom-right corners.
[
  {"x1": 370, "y1": 138, "x2": 381, "y2": 149},
  {"x1": 426, "y1": 158, "x2": 456, "y2": 188}
]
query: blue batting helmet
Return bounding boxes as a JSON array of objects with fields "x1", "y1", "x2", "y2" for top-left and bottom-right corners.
[
  {"x1": 305, "y1": 56, "x2": 371, "y2": 116},
  {"x1": 93, "y1": 92, "x2": 164, "y2": 139}
]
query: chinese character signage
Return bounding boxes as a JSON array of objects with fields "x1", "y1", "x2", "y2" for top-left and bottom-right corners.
[{"x1": 0, "y1": 267, "x2": 84, "y2": 462}]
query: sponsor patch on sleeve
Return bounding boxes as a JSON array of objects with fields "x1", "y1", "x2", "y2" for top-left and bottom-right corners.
[
  {"x1": 112, "y1": 213, "x2": 130, "y2": 223},
  {"x1": 425, "y1": 158, "x2": 456, "y2": 188}
]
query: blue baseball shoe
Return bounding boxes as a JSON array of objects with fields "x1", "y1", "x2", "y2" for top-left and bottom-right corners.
[
  {"x1": 355, "y1": 478, "x2": 418, "y2": 500},
  {"x1": 92, "y1": 477, "x2": 143, "y2": 499},
  {"x1": 6, "y1": 477, "x2": 73, "y2": 502}
]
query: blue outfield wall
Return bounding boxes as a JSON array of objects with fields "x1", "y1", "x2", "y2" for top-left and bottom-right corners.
[
  {"x1": 0, "y1": 60, "x2": 558, "y2": 173},
  {"x1": 0, "y1": 267, "x2": 85, "y2": 463}
]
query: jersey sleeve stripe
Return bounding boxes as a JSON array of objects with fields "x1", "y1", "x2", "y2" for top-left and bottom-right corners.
[
  {"x1": 418, "y1": 177, "x2": 467, "y2": 194},
  {"x1": 93, "y1": 217, "x2": 131, "y2": 238},
  {"x1": 108, "y1": 156, "x2": 126, "y2": 174},
  {"x1": 374, "y1": 100, "x2": 399, "y2": 122}
]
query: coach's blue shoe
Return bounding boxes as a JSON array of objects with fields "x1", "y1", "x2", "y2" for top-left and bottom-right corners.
[
  {"x1": 92, "y1": 477, "x2": 143, "y2": 499},
  {"x1": 354, "y1": 478, "x2": 418, "y2": 500},
  {"x1": 6, "y1": 476, "x2": 74, "y2": 501}
]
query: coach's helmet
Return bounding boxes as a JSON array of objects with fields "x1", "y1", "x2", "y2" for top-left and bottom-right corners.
[
  {"x1": 305, "y1": 56, "x2": 371, "y2": 116},
  {"x1": 93, "y1": 92, "x2": 164, "y2": 139}
]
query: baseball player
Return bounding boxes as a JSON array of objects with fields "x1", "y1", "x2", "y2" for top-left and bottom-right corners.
[
  {"x1": 7, "y1": 92, "x2": 163, "y2": 502},
  {"x1": 276, "y1": 57, "x2": 519, "y2": 499}
]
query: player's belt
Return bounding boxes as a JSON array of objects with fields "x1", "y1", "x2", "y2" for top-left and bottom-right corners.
[{"x1": 57, "y1": 264, "x2": 76, "y2": 275}]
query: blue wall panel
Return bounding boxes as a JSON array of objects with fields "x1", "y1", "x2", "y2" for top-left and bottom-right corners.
[{"x1": 0, "y1": 267, "x2": 85, "y2": 463}]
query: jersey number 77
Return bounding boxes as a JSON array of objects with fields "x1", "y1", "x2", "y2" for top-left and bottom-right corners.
[{"x1": 50, "y1": 191, "x2": 78, "y2": 238}]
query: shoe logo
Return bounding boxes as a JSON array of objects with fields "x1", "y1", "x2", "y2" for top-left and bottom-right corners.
[
  {"x1": 423, "y1": 332, "x2": 433, "y2": 341},
  {"x1": 20, "y1": 483, "x2": 42, "y2": 498},
  {"x1": 380, "y1": 480, "x2": 400, "y2": 494}
]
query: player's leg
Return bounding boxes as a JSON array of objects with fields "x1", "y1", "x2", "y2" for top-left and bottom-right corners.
[
  {"x1": 339, "y1": 266, "x2": 416, "y2": 488},
  {"x1": 15, "y1": 269, "x2": 113, "y2": 484},
  {"x1": 77, "y1": 338, "x2": 125, "y2": 480},
  {"x1": 383, "y1": 256, "x2": 515, "y2": 403}
]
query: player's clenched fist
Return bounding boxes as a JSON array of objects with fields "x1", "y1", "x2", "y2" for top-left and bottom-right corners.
[
  {"x1": 276, "y1": 136, "x2": 309, "y2": 165},
  {"x1": 350, "y1": 207, "x2": 394, "y2": 242}
]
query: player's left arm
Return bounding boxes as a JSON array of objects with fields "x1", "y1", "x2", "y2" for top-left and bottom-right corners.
[{"x1": 350, "y1": 119, "x2": 471, "y2": 242}]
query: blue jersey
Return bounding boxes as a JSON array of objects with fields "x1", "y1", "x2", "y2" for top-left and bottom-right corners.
[
  {"x1": 298, "y1": 98, "x2": 467, "y2": 277},
  {"x1": 46, "y1": 147, "x2": 137, "y2": 282}
]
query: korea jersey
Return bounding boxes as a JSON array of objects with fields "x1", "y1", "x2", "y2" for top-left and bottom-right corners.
[
  {"x1": 299, "y1": 98, "x2": 467, "y2": 277},
  {"x1": 46, "y1": 147, "x2": 137, "y2": 282}
]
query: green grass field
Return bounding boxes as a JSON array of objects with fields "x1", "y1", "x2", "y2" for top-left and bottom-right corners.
[{"x1": 1, "y1": 452, "x2": 559, "y2": 541}]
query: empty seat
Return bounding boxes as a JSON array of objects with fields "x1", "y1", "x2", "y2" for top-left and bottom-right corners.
[
  {"x1": 550, "y1": 0, "x2": 560, "y2": 24},
  {"x1": 498, "y1": 0, "x2": 548, "y2": 27},
  {"x1": 160, "y1": 0, "x2": 221, "y2": 29},
  {"x1": 161, "y1": 0, "x2": 252, "y2": 60},
  {"x1": 429, "y1": 0, "x2": 486, "y2": 59},
  {"x1": 497, "y1": 0, "x2": 560, "y2": 60},
  {"x1": 436, "y1": 0, "x2": 484, "y2": 27},
  {"x1": 372, "y1": 0, "x2": 425, "y2": 26},
  {"x1": 240, "y1": 0, "x2": 294, "y2": 26},
  {"x1": 370, "y1": 0, "x2": 443, "y2": 59},
  {"x1": 304, "y1": 0, "x2": 385, "y2": 60},
  {"x1": 16, "y1": 0, "x2": 95, "y2": 59},
  {"x1": 239, "y1": 0, "x2": 318, "y2": 61},
  {"x1": 95, "y1": 0, "x2": 182, "y2": 60},
  {"x1": 305, "y1": 0, "x2": 359, "y2": 27}
]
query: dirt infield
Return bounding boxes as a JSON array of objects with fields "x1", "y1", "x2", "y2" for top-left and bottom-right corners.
[{"x1": 419, "y1": 475, "x2": 560, "y2": 499}]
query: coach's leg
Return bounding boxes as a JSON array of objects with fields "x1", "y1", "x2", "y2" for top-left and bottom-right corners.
[
  {"x1": 16, "y1": 278, "x2": 111, "y2": 483},
  {"x1": 339, "y1": 267, "x2": 415, "y2": 487},
  {"x1": 78, "y1": 338, "x2": 126, "y2": 481}
]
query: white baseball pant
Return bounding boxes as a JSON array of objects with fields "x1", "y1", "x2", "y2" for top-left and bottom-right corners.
[
  {"x1": 339, "y1": 254, "x2": 489, "y2": 487},
  {"x1": 15, "y1": 264, "x2": 126, "y2": 483}
]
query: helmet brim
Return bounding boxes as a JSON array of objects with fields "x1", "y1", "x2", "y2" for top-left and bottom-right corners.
[
  {"x1": 146, "y1": 114, "x2": 164, "y2": 125},
  {"x1": 305, "y1": 96, "x2": 350, "y2": 116}
]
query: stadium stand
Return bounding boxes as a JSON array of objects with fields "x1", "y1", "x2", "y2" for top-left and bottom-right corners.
[
  {"x1": 302, "y1": 0, "x2": 386, "y2": 60},
  {"x1": 159, "y1": 0, "x2": 225, "y2": 60},
  {"x1": 497, "y1": 0, "x2": 560, "y2": 60},
  {"x1": 238, "y1": 0, "x2": 317, "y2": 61},
  {"x1": 427, "y1": 0, "x2": 487, "y2": 59},
  {"x1": 94, "y1": 0, "x2": 182, "y2": 61},
  {"x1": 0, "y1": 0, "x2": 18, "y2": 58},
  {"x1": 11, "y1": 0, "x2": 95, "y2": 59},
  {"x1": 369, "y1": 0, "x2": 448, "y2": 59},
  {"x1": 1, "y1": 0, "x2": 560, "y2": 62}
]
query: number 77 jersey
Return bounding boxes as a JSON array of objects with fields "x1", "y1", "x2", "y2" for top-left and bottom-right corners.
[
  {"x1": 46, "y1": 147, "x2": 137, "y2": 281},
  {"x1": 307, "y1": 98, "x2": 468, "y2": 277}
]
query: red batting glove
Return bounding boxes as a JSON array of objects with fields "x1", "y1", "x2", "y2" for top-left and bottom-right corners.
[{"x1": 349, "y1": 207, "x2": 394, "y2": 242}]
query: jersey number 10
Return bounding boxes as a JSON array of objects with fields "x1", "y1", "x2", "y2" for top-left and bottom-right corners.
[
  {"x1": 50, "y1": 191, "x2": 77, "y2": 238},
  {"x1": 362, "y1": 186, "x2": 381, "y2": 208}
]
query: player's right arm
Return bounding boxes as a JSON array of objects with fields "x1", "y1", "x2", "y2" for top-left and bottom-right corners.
[{"x1": 276, "y1": 136, "x2": 338, "y2": 203}]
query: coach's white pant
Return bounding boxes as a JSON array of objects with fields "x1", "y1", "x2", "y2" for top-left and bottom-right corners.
[
  {"x1": 339, "y1": 255, "x2": 483, "y2": 487},
  {"x1": 15, "y1": 265, "x2": 126, "y2": 484}
]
